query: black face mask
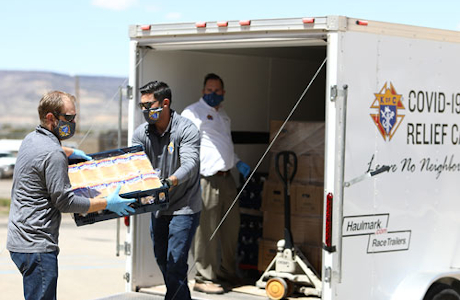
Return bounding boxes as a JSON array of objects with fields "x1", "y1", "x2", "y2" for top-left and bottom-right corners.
[
  {"x1": 142, "y1": 107, "x2": 163, "y2": 124},
  {"x1": 53, "y1": 119, "x2": 76, "y2": 140},
  {"x1": 203, "y1": 92, "x2": 224, "y2": 107}
]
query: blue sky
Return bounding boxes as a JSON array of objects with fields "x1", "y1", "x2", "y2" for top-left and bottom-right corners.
[{"x1": 1, "y1": 0, "x2": 459, "y2": 78}]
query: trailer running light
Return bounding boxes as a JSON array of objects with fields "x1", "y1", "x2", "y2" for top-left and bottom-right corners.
[
  {"x1": 196, "y1": 22, "x2": 207, "y2": 28},
  {"x1": 140, "y1": 25, "x2": 151, "y2": 31},
  {"x1": 302, "y1": 18, "x2": 315, "y2": 24},
  {"x1": 239, "y1": 20, "x2": 251, "y2": 26},
  {"x1": 356, "y1": 20, "x2": 369, "y2": 26},
  {"x1": 124, "y1": 216, "x2": 130, "y2": 227},
  {"x1": 324, "y1": 192, "x2": 336, "y2": 252},
  {"x1": 217, "y1": 21, "x2": 228, "y2": 27}
]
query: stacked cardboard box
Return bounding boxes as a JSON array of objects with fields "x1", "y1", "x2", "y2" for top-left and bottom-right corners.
[{"x1": 258, "y1": 120, "x2": 325, "y2": 274}]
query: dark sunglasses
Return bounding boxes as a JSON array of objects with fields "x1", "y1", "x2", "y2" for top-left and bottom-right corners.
[
  {"x1": 138, "y1": 101, "x2": 159, "y2": 110},
  {"x1": 55, "y1": 113, "x2": 77, "y2": 122}
]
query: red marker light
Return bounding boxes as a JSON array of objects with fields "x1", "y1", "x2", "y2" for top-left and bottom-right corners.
[
  {"x1": 356, "y1": 20, "x2": 369, "y2": 26},
  {"x1": 140, "y1": 25, "x2": 151, "y2": 31},
  {"x1": 302, "y1": 18, "x2": 315, "y2": 24},
  {"x1": 217, "y1": 21, "x2": 228, "y2": 27},
  {"x1": 196, "y1": 22, "x2": 207, "y2": 28},
  {"x1": 239, "y1": 20, "x2": 251, "y2": 26},
  {"x1": 324, "y1": 192, "x2": 336, "y2": 252}
]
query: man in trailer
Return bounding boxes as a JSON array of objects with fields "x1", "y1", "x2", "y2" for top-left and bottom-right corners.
[
  {"x1": 7, "y1": 90, "x2": 135, "y2": 300},
  {"x1": 132, "y1": 81, "x2": 202, "y2": 300},
  {"x1": 182, "y1": 73, "x2": 251, "y2": 294}
]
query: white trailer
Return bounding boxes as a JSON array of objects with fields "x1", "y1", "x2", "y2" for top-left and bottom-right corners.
[{"x1": 119, "y1": 16, "x2": 460, "y2": 300}]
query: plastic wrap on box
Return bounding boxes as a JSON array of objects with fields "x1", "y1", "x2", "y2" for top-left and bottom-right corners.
[
  {"x1": 269, "y1": 120, "x2": 325, "y2": 156},
  {"x1": 268, "y1": 120, "x2": 325, "y2": 184},
  {"x1": 69, "y1": 145, "x2": 169, "y2": 226}
]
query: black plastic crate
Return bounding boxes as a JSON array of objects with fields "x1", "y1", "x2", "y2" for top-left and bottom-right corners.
[
  {"x1": 238, "y1": 172, "x2": 267, "y2": 210},
  {"x1": 73, "y1": 186, "x2": 169, "y2": 226}
]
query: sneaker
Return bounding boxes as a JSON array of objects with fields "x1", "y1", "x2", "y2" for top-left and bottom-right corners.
[{"x1": 193, "y1": 281, "x2": 225, "y2": 294}]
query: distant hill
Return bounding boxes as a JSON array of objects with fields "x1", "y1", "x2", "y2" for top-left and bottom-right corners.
[{"x1": 0, "y1": 70, "x2": 128, "y2": 134}]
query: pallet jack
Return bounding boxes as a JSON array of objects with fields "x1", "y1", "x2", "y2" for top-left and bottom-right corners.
[{"x1": 256, "y1": 151, "x2": 322, "y2": 299}]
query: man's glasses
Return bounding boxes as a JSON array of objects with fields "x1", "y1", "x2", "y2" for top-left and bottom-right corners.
[
  {"x1": 138, "y1": 101, "x2": 159, "y2": 110},
  {"x1": 55, "y1": 113, "x2": 77, "y2": 122}
]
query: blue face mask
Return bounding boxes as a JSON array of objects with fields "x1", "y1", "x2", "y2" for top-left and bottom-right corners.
[
  {"x1": 203, "y1": 92, "x2": 224, "y2": 107},
  {"x1": 142, "y1": 107, "x2": 163, "y2": 124},
  {"x1": 53, "y1": 120, "x2": 76, "y2": 140}
]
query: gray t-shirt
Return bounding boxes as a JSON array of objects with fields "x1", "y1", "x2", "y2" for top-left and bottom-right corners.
[
  {"x1": 7, "y1": 126, "x2": 90, "y2": 253},
  {"x1": 132, "y1": 111, "x2": 202, "y2": 215}
]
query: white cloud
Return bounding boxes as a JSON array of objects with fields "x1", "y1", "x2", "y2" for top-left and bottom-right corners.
[
  {"x1": 165, "y1": 12, "x2": 182, "y2": 20},
  {"x1": 91, "y1": 0, "x2": 138, "y2": 11}
]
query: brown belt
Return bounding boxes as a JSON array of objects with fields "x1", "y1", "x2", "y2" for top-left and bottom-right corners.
[{"x1": 215, "y1": 170, "x2": 230, "y2": 176}]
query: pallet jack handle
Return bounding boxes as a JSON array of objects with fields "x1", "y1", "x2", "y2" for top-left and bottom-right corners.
[{"x1": 275, "y1": 151, "x2": 297, "y2": 251}]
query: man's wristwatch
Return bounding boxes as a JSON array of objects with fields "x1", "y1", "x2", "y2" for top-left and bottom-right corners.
[{"x1": 164, "y1": 178, "x2": 173, "y2": 188}]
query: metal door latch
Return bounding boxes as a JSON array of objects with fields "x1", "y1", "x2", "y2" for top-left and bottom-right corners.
[{"x1": 330, "y1": 85, "x2": 348, "y2": 102}]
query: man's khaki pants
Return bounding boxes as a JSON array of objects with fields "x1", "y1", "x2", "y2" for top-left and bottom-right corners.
[{"x1": 193, "y1": 174, "x2": 240, "y2": 282}]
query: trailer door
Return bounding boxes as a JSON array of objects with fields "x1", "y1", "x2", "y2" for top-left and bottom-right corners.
[{"x1": 328, "y1": 26, "x2": 460, "y2": 300}]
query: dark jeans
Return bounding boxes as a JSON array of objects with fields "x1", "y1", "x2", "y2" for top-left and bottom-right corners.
[
  {"x1": 150, "y1": 212, "x2": 200, "y2": 300},
  {"x1": 10, "y1": 251, "x2": 58, "y2": 300}
]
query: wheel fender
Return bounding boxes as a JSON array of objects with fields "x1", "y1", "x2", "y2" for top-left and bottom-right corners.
[{"x1": 391, "y1": 270, "x2": 460, "y2": 300}]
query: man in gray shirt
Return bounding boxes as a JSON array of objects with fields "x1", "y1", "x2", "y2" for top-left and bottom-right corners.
[
  {"x1": 132, "y1": 81, "x2": 201, "y2": 300},
  {"x1": 7, "y1": 90, "x2": 135, "y2": 300}
]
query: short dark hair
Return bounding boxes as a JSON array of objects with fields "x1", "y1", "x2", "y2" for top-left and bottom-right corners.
[
  {"x1": 38, "y1": 91, "x2": 76, "y2": 126},
  {"x1": 203, "y1": 73, "x2": 224, "y2": 89},
  {"x1": 139, "y1": 81, "x2": 172, "y2": 104}
]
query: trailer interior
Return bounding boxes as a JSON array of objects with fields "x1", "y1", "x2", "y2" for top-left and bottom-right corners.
[{"x1": 130, "y1": 38, "x2": 329, "y2": 299}]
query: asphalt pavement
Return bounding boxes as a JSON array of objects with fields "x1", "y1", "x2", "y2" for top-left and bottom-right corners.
[
  {"x1": 0, "y1": 178, "x2": 128, "y2": 300},
  {"x1": 0, "y1": 178, "x2": 12, "y2": 199}
]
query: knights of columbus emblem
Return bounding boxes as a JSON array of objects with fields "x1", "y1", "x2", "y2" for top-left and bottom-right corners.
[
  {"x1": 370, "y1": 82, "x2": 405, "y2": 141},
  {"x1": 168, "y1": 141, "x2": 174, "y2": 154},
  {"x1": 59, "y1": 125, "x2": 71, "y2": 137}
]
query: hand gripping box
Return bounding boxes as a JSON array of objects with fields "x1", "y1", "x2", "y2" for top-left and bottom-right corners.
[{"x1": 68, "y1": 145, "x2": 169, "y2": 226}]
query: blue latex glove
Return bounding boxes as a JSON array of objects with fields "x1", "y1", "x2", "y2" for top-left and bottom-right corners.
[
  {"x1": 106, "y1": 185, "x2": 136, "y2": 216},
  {"x1": 236, "y1": 161, "x2": 251, "y2": 179},
  {"x1": 69, "y1": 149, "x2": 93, "y2": 161}
]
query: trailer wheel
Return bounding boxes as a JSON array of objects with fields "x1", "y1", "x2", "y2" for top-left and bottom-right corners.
[
  {"x1": 424, "y1": 283, "x2": 460, "y2": 300},
  {"x1": 266, "y1": 277, "x2": 288, "y2": 299}
]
